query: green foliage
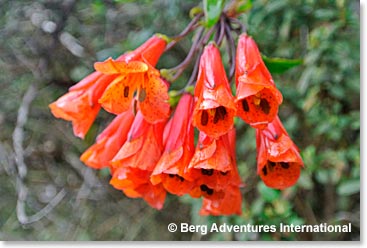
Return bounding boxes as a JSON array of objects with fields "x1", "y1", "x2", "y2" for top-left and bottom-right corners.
[
  {"x1": 262, "y1": 55, "x2": 303, "y2": 74},
  {"x1": 203, "y1": 0, "x2": 225, "y2": 28}
]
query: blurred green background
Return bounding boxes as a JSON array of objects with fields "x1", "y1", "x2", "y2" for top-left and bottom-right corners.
[{"x1": 0, "y1": 0, "x2": 360, "y2": 241}]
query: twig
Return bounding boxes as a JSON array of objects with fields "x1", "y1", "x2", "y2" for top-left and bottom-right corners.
[
  {"x1": 12, "y1": 84, "x2": 37, "y2": 179},
  {"x1": 12, "y1": 83, "x2": 66, "y2": 225},
  {"x1": 214, "y1": 15, "x2": 226, "y2": 46},
  {"x1": 170, "y1": 27, "x2": 205, "y2": 82},
  {"x1": 224, "y1": 23, "x2": 237, "y2": 82},
  {"x1": 165, "y1": 13, "x2": 204, "y2": 51}
]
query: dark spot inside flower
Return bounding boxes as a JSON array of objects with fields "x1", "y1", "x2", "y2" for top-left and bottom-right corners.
[
  {"x1": 168, "y1": 174, "x2": 175, "y2": 178},
  {"x1": 201, "y1": 168, "x2": 214, "y2": 176},
  {"x1": 242, "y1": 99, "x2": 249, "y2": 112},
  {"x1": 262, "y1": 166, "x2": 267, "y2": 176},
  {"x1": 213, "y1": 106, "x2": 227, "y2": 124},
  {"x1": 273, "y1": 134, "x2": 279, "y2": 140},
  {"x1": 260, "y1": 98, "x2": 270, "y2": 114},
  {"x1": 176, "y1": 175, "x2": 185, "y2": 182},
  {"x1": 268, "y1": 161, "x2": 276, "y2": 168},
  {"x1": 220, "y1": 171, "x2": 228, "y2": 176},
  {"x1": 201, "y1": 111, "x2": 209, "y2": 126},
  {"x1": 124, "y1": 86, "x2": 129, "y2": 98},
  {"x1": 206, "y1": 188, "x2": 214, "y2": 195},
  {"x1": 280, "y1": 162, "x2": 289, "y2": 169},
  {"x1": 200, "y1": 184, "x2": 209, "y2": 192},
  {"x1": 200, "y1": 184, "x2": 214, "y2": 195},
  {"x1": 138, "y1": 88, "x2": 146, "y2": 102}
]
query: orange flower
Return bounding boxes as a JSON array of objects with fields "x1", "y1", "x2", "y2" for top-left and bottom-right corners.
[
  {"x1": 188, "y1": 129, "x2": 242, "y2": 214},
  {"x1": 94, "y1": 35, "x2": 170, "y2": 123},
  {"x1": 80, "y1": 109, "x2": 135, "y2": 169},
  {"x1": 109, "y1": 111, "x2": 167, "y2": 209},
  {"x1": 193, "y1": 43, "x2": 236, "y2": 138},
  {"x1": 200, "y1": 185, "x2": 242, "y2": 216},
  {"x1": 49, "y1": 72, "x2": 117, "y2": 138},
  {"x1": 235, "y1": 34, "x2": 283, "y2": 129},
  {"x1": 151, "y1": 93, "x2": 195, "y2": 195},
  {"x1": 110, "y1": 167, "x2": 166, "y2": 210},
  {"x1": 49, "y1": 35, "x2": 167, "y2": 138},
  {"x1": 256, "y1": 116, "x2": 304, "y2": 189}
]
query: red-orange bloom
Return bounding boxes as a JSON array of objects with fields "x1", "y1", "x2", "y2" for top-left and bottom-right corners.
[
  {"x1": 200, "y1": 185, "x2": 242, "y2": 216},
  {"x1": 94, "y1": 35, "x2": 170, "y2": 123},
  {"x1": 235, "y1": 33, "x2": 283, "y2": 129},
  {"x1": 256, "y1": 116, "x2": 304, "y2": 189},
  {"x1": 49, "y1": 35, "x2": 167, "y2": 138},
  {"x1": 109, "y1": 111, "x2": 167, "y2": 209},
  {"x1": 80, "y1": 109, "x2": 135, "y2": 169},
  {"x1": 193, "y1": 43, "x2": 236, "y2": 138},
  {"x1": 151, "y1": 93, "x2": 195, "y2": 195},
  {"x1": 49, "y1": 72, "x2": 117, "y2": 138},
  {"x1": 188, "y1": 129, "x2": 243, "y2": 215}
]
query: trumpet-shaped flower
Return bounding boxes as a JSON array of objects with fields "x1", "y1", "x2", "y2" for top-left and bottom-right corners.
[
  {"x1": 49, "y1": 35, "x2": 168, "y2": 138},
  {"x1": 193, "y1": 43, "x2": 236, "y2": 138},
  {"x1": 95, "y1": 35, "x2": 170, "y2": 123},
  {"x1": 49, "y1": 72, "x2": 117, "y2": 138},
  {"x1": 110, "y1": 111, "x2": 167, "y2": 209},
  {"x1": 151, "y1": 93, "x2": 196, "y2": 195},
  {"x1": 256, "y1": 116, "x2": 304, "y2": 189},
  {"x1": 80, "y1": 109, "x2": 135, "y2": 169},
  {"x1": 235, "y1": 34, "x2": 283, "y2": 129},
  {"x1": 188, "y1": 129, "x2": 243, "y2": 216},
  {"x1": 199, "y1": 185, "x2": 242, "y2": 216}
]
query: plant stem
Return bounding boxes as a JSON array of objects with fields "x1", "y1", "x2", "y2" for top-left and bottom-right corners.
[{"x1": 165, "y1": 13, "x2": 204, "y2": 51}]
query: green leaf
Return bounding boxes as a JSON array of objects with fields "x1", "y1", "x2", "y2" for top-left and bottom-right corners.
[
  {"x1": 262, "y1": 55, "x2": 303, "y2": 74},
  {"x1": 203, "y1": 0, "x2": 225, "y2": 28},
  {"x1": 258, "y1": 182, "x2": 280, "y2": 202},
  {"x1": 236, "y1": 0, "x2": 252, "y2": 13},
  {"x1": 337, "y1": 179, "x2": 360, "y2": 196}
]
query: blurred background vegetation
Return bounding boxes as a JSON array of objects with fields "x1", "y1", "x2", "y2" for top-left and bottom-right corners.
[{"x1": 0, "y1": 0, "x2": 359, "y2": 241}]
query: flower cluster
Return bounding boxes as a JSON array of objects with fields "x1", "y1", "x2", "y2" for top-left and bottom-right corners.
[{"x1": 50, "y1": 13, "x2": 303, "y2": 216}]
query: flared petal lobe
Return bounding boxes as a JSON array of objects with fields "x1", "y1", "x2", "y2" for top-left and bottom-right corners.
[
  {"x1": 256, "y1": 116, "x2": 304, "y2": 189},
  {"x1": 49, "y1": 35, "x2": 165, "y2": 138},
  {"x1": 109, "y1": 111, "x2": 167, "y2": 209},
  {"x1": 137, "y1": 72, "x2": 170, "y2": 124},
  {"x1": 200, "y1": 185, "x2": 242, "y2": 216},
  {"x1": 193, "y1": 43, "x2": 236, "y2": 138},
  {"x1": 151, "y1": 93, "x2": 195, "y2": 195},
  {"x1": 187, "y1": 129, "x2": 243, "y2": 215},
  {"x1": 235, "y1": 34, "x2": 283, "y2": 129},
  {"x1": 80, "y1": 110, "x2": 135, "y2": 169},
  {"x1": 49, "y1": 72, "x2": 116, "y2": 138},
  {"x1": 94, "y1": 35, "x2": 170, "y2": 123}
]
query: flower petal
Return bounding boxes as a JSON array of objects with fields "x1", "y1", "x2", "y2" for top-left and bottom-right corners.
[{"x1": 94, "y1": 57, "x2": 148, "y2": 74}]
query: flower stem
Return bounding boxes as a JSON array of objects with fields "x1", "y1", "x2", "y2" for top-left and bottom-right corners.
[
  {"x1": 225, "y1": 23, "x2": 236, "y2": 82},
  {"x1": 165, "y1": 13, "x2": 204, "y2": 52}
]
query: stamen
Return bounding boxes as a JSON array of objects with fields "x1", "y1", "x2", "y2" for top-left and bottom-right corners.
[
  {"x1": 260, "y1": 98, "x2": 270, "y2": 114},
  {"x1": 280, "y1": 162, "x2": 290, "y2": 169},
  {"x1": 268, "y1": 161, "x2": 276, "y2": 168},
  {"x1": 201, "y1": 168, "x2": 214, "y2": 176},
  {"x1": 213, "y1": 106, "x2": 227, "y2": 124},
  {"x1": 254, "y1": 93, "x2": 261, "y2": 105},
  {"x1": 242, "y1": 99, "x2": 249, "y2": 112},
  {"x1": 201, "y1": 111, "x2": 209, "y2": 126}
]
